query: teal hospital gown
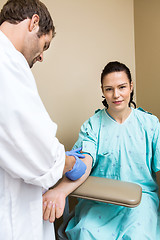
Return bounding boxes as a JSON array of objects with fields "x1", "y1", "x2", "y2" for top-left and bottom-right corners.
[{"x1": 66, "y1": 108, "x2": 160, "y2": 240}]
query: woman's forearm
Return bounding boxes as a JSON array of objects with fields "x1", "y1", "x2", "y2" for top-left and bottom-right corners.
[
  {"x1": 53, "y1": 154, "x2": 92, "y2": 197},
  {"x1": 43, "y1": 154, "x2": 93, "y2": 222}
]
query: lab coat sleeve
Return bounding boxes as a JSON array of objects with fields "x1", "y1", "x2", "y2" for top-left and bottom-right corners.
[{"x1": 0, "y1": 49, "x2": 65, "y2": 190}]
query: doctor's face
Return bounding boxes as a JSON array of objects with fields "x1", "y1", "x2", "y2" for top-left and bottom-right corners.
[
  {"x1": 23, "y1": 30, "x2": 52, "y2": 68},
  {"x1": 102, "y1": 71, "x2": 133, "y2": 114}
]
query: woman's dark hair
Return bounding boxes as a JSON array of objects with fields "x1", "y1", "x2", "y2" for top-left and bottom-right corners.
[
  {"x1": 101, "y1": 61, "x2": 136, "y2": 108},
  {"x1": 0, "y1": 0, "x2": 55, "y2": 38}
]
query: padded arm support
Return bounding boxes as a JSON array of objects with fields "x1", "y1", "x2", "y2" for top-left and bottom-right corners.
[{"x1": 70, "y1": 176, "x2": 142, "y2": 208}]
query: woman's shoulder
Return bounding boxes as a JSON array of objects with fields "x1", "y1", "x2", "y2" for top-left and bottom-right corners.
[
  {"x1": 89, "y1": 108, "x2": 105, "y2": 122},
  {"x1": 82, "y1": 109, "x2": 104, "y2": 129},
  {"x1": 133, "y1": 107, "x2": 159, "y2": 125}
]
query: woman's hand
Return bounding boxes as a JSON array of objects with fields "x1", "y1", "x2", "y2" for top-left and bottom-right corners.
[{"x1": 43, "y1": 188, "x2": 66, "y2": 223}]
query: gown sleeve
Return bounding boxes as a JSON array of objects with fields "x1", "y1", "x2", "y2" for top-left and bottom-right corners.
[
  {"x1": 73, "y1": 113, "x2": 100, "y2": 167},
  {"x1": 152, "y1": 118, "x2": 160, "y2": 172},
  {"x1": 0, "y1": 48, "x2": 65, "y2": 190}
]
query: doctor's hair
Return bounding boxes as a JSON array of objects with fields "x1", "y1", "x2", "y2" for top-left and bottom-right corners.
[
  {"x1": 0, "y1": 0, "x2": 55, "y2": 38},
  {"x1": 101, "y1": 61, "x2": 136, "y2": 109}
]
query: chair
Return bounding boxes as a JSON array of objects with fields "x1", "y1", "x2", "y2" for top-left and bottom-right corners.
[{"x1": 57, "y1": 176, "x2": 142, "y2": 240}]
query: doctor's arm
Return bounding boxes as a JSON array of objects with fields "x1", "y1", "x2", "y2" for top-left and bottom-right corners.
[{"x1": 43, "y1": 154, "x2": 92, "y2": 223}]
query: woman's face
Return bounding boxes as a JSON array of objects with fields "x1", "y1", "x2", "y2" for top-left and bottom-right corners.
[{"x1": 102, "y1": 71, "x2": 133, "y2": 114}]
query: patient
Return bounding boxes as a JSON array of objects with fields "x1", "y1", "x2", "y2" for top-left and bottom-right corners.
[{"x1": 43, "y1": 61, "x2": 160, "y2": 239}]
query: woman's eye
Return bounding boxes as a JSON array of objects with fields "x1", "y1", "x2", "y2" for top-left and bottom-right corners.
[
  {"x1": 105, "y1": 88, "x2": 112, "y2": 91},
  {"x1": 120, "y1": 86, "x2": 126, "y2": 89}
]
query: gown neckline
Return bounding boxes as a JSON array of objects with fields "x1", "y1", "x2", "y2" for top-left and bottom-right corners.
[{"x1": 104, "y1": 108, "x2": 133, "y2": 125}]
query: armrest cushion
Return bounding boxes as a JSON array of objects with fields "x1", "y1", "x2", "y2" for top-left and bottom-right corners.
[{"x1": 70, "y1": 176, "x2": 142, "y2": 208}]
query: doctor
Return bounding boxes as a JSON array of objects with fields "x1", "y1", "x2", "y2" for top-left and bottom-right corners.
[{"x1": 0, "y1": 0, "x2": 85, "y2": 240}]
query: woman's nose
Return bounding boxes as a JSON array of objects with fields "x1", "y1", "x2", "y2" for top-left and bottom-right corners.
[{"x1": 113, "y1": 89, "x2": 120, "y2": 98}]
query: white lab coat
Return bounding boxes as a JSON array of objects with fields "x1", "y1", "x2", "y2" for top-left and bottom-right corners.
[{"x1": 0, "y1": 30, "x2": 65, "y2": 240}]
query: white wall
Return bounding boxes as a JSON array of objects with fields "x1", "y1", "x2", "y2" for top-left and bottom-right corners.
[{"x1": 33, "y1": 0, "x2": 136, "y2": 149}]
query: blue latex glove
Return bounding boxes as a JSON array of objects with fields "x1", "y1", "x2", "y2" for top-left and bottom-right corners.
[
  {"x1": 65, "y1": 155, "x2": 87, "y2": 181},
  {"x1": 65, "y1": 147, "x2": 85, "y2": 159}
]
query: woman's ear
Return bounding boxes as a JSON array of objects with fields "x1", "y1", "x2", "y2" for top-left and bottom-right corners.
[
  {"x1": 29, "y1": 14, "x2": 40, "y2": 32},
  {"x1": 101, "y1": 85, "x2": 104, "y2": 94},
  {"x1": 130, "y1": 81, "x2": 133, "y2": 92}
]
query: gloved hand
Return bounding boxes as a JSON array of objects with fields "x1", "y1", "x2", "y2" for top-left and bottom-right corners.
[
  {"x1": 65, "y1": 155, "x2": 87, "y2": 181},
  {"x1": 65, "y1": 147, "x2": 85, "y2": 159}
]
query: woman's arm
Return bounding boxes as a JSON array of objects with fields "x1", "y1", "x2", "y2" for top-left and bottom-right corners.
[{"x1": 43, "y1": 154, "x2": 92, "y2": 222}]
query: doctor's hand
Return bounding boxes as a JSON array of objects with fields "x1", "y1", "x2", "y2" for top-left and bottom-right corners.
[
  {"x1": 65, "y1": 148, "x2": 85, "y2": 158},
  {"x1": 65, "y1": 148, "x2": 87, "y2": 180},
  {"x1": 43, "y1": 188, "x2": 66, "y2": 223},
  {"x1": 63, "y1": 147, "x2": 85, "y2": 174}
]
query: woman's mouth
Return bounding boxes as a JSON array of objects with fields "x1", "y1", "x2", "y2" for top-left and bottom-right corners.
[{"x1": 113, "y1": 100, "x2": 123, "y2": 105}]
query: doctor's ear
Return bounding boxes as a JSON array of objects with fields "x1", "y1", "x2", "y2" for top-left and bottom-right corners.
[{"x1": 29, "y1": 14, "x2": 40, "y2": 32}]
